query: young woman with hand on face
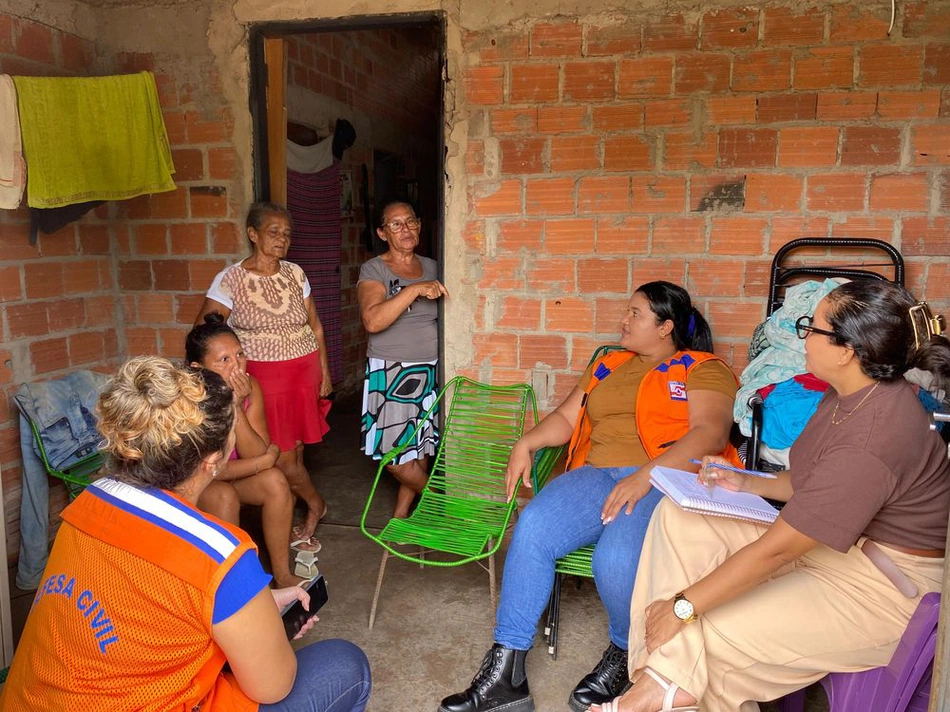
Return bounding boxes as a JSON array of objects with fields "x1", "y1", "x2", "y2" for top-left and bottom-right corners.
[{"x1": 187, "y1": 313, "x2": 310, "y2": 588}]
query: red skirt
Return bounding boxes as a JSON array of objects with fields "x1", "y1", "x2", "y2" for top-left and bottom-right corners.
[{"x1": 246, "y1": 352, "x2": 330, "y2": 451}]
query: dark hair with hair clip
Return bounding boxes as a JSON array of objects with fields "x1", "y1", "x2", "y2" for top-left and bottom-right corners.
[
  {"x1": 636, "y1": 281, "x2": 714, "y2": 353},
  {"x1": 185, "y1": 312, "x2": 238, "y2": 365},
  {"x1": 825, "y1": 280, "x2": 950, "y2": 387}
]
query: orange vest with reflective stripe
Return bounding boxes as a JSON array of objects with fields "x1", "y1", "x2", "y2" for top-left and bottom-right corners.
[
  {"x1": 0, "y1": 480, "x2": 261, "y2": 712},
  {"x1": 565, "y1": 349, "x2": 741, "y2": 470}
]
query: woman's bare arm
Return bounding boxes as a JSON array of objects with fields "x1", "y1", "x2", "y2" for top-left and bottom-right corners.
[
  {"x1": 195, "y1": 298, "x2": 231, "y2": 326},
  {"x1": 306, "y1": 298, "x2": 332, "y2": 396},
  {"x1": 505, "y1": 385, "x2": 586, "y2": 500},
  {"x1": 358, "y1": 279, "x2": 446, "y2": 334},
  {"x1": 212, "y1": 588, "x2": 298, "y2": 703}
]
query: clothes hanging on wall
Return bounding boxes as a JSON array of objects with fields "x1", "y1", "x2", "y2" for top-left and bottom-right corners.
[
  {"x1": 29, "y1": 201, "x2": 104, "y2": 245},
  {"x1": 12, "y1": 70, "x2": 175, "y2": 208},
  {"x1": 286, "y1": 134, "x2": 333, "y2": 174},
  {"x1": 0, "y1": 75, "x2": 26, "y2": 209},
  {"x1": 286, "y1": 161, "x2": 344, "y2": 387}
]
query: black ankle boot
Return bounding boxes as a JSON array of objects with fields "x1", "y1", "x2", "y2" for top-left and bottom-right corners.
[
  {"x1": 438, "y1": 644, "x2": 535, "y2": 712},
  {"x1": 568, "y1": 642, "x2": 631, "y2": 711}
]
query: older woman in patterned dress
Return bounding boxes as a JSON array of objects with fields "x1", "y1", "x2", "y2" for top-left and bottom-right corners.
[{"x1": 196, "y1": 202, "x2": 328, "y2": 544}]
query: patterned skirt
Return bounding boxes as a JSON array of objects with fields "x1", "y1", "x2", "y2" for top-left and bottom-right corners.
[{"x1": 361, "y1": 358, "x2": 439, "y2": 465}]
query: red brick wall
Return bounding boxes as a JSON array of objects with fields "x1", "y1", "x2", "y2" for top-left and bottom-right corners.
[
  {"x1": 287, "y1": 27, "x2": 442, "y2": 392},
  {"x1": 0, "y1": 14, "x2": 243, "y2": 565},
  {"x1": 460, "y1": 2, "x2": 950, "y2": 406},
  {"x1": 0, "y1": 13, "x2": 117, "y2": 561}
]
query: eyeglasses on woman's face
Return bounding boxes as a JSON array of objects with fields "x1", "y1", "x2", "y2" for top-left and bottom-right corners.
[
  {"x1": 795, "y1": 315, "x2": 838, "y2": 340},
  {"x1": 383, "y1": 217, "x2": 421, "y2": 232}
]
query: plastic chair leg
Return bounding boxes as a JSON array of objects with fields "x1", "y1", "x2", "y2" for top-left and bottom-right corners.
[{"x1": 368, "y1": 549, "x2": 389, "y2": 629}]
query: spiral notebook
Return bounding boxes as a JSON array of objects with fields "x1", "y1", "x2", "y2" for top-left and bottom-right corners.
[{"x1": 650, "y1": 466, "x2": 780, "y2": 524}]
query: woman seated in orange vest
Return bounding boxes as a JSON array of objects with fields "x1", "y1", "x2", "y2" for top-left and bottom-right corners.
[
  {"x1": 1, "y1": 357, "x2": 371, "y2": 712},
  {"x1": 440, "y1": 281, "x2": 739, "y2": 712}
]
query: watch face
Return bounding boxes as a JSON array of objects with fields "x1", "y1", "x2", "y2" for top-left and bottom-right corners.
[{"x1": 673, "y1": 597, "x2": 694, "y2": 620}]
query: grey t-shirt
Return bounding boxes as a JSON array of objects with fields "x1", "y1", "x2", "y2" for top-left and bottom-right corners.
[{"x1": 358, "y1": 255, "x2": 439, "y2": 362}]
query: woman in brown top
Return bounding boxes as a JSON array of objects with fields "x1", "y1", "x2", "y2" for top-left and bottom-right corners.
[
  {"x1": 196, "y1": 202, "x2": 329, "y2": 545},
  {"x1": 595, "y1": 280, "x2": 950, "y2": 712}
]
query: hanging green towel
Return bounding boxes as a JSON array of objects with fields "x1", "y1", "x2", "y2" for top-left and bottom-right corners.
[{"x1": 12, "y1": 71, "x2": 176, "y2": 208}]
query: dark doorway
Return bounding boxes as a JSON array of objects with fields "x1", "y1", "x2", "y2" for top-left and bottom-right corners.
[{"x1": 249, "y1": 15, "x2": 445, "y2": 395}]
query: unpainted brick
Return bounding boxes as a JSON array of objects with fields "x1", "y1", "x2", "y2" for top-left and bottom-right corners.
[
  {"x1": 585, "y1": 22, "x2": 641, "y2": 56},
  {"x1": 664, "y1": 133, "x2": 718, "y2": 171},
  {"x1": 793, "y1": 48, "x2": 854, "y2": 91},
  {"x1": 675, "y1": 53, "x2": 731, "y2": 94},
  {"x1": 701, "y1": 7, "x2": 759, "y2": 49},
  {"x1": 531, "y1": 22, "x2": 583, "y2": 58},
  {"x1": 526, "y1": 178, "x2": 575, "y2": 216},
  {"x1": 816, "y1": 92, "x2": 876, "y2": 121},
  {"x1": 733, "y1": 50, "x2": 792, "y2": 92},
  {"x1": 762, "y1": 7, "x2": 825, "y2": 46},
  {"x1": 643, "y1": 15, "x2": 698, "y2": 52},
  {"x1": 877, "y1": 90, "x2": 942, "y2": 120},
  {"x1": 631, "y1": 176, "x2": 687, "y2": 213},
  {"x1": 618, "y1": 57, "x2": 673, "y2": 98},
  {"x1": 563, "y1": 62, "x2": 616, "y2": 101}
]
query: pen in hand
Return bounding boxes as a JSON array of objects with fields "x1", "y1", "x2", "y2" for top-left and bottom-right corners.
[{"x1": 687, "y1": 459, "x2": 778, "y2": 479}]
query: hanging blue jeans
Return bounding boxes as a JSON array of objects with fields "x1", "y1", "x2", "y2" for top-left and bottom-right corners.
[
  {"x1": 260, "y1": 638, "x2": 372, "y2": 712},
  {"x1": 493, "y1": 465, "x2": 664, "y2": 651}
]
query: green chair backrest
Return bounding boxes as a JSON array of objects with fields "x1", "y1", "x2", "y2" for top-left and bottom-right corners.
[
  {"x1": 25, "y1": 416, "x2": 102, "y2": 500},
  {"x1": 361, "y1": 376, "x2": 539, "y2": 566}
]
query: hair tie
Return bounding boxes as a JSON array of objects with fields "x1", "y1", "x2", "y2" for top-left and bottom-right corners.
[
  {"x1": 909, "y1": 302, "x2": 946, "y2": 350},
  {"x1": 686, "y1": 313, "x2": 697, "y2": 338}
]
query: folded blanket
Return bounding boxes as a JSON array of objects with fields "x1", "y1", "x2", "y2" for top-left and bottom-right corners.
[
  {"x1": 0, "y1": 74, "x2": 26, "y2": 209},
  {"x1": 12, "y1": 71, "x2": 175, "y2": 208}
]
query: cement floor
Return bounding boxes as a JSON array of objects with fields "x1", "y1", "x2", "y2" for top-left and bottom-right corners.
[{"x1": 6, "y1": 390, "x2": 825, "y2": 710}]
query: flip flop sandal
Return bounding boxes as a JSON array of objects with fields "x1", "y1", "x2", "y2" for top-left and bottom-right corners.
[{"x1": 290, "y1": 537, "x2": 322, "y2": 555}]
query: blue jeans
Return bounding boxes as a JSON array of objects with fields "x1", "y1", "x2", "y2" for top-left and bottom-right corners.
[
  {"x1": 493, "y1": 466, "x2": 664, "y2": 651},
  {"x1": 261, "y1": 639, "x2": 372, "y2": 712}
]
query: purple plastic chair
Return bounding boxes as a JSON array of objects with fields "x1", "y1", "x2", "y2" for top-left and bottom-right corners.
[{"x1": 778, "y1": 592, "x2": 940, "y2": 712}]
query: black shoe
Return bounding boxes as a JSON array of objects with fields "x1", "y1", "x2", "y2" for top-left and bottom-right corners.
[
  {"x1": 438, "y1": 644, "x2": 535, "y2": 712},
  {"x1": 568, "y1": 642, "x2": 632, "y2": 712}
]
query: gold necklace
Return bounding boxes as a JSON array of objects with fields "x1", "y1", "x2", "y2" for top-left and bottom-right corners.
[{"x1": 831, "y1": 382, "x2": 880, "y2": 426}]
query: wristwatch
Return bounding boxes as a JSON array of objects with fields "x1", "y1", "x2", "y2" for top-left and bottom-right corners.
[{"x1": 672, "y1": 591, "x2": 698, "y2": 623}]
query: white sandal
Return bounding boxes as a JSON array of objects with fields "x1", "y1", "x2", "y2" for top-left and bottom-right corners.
[
  {"x1": 641, "y1": 668, "x2": 699, "y2": 712},
  {"x1": 597, "y1": 668, "x2": 698, "y2": 712}
]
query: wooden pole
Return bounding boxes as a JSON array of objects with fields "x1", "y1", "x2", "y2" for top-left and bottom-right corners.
[{"x1": 263, "y1": 37, "x2": 287, "y2": 206}]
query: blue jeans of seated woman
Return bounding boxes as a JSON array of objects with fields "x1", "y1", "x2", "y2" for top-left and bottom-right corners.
[
  {"x1": 261, "y1": 638, "x2": 372, "y2": 712},
  {"x1": 493, "y1": 466, "x2": 664, "y2": 651}
]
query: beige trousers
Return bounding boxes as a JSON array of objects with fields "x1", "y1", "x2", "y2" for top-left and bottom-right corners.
[{"x1": 628, "y1": 499, "x2": 944, "y2": 712}]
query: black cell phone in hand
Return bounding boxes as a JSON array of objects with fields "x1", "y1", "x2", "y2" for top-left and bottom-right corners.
[{"x1": 281, "y1": 575, "x2": 328, "y2": 639}]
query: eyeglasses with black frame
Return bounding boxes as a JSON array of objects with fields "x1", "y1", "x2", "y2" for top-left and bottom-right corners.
[
  {"x1": 382, "y1": 217, "x2": 421, "y2": 232},
  {"x1": 795, "y1": 315, "x2": 837, "y2": 340}
]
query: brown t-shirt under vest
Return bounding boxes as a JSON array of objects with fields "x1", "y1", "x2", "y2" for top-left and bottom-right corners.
[
  {"x1": 780, "y1": 378, "x2": 950, "y2": 552},
  {"x1": 579, "y1": 355, "x2": 738, "y2": 469}
]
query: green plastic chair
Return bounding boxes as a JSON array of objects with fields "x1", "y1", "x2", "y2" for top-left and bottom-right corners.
[
  {"x1": 24, "y1": 416, "x2": 102, "y2": 500},
  {"x1": 530, "y1": 344, "x2": 623, "y2": 659},
  {"x1": 360, "y1": 376, "x2": 539, "y2": 629}
]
